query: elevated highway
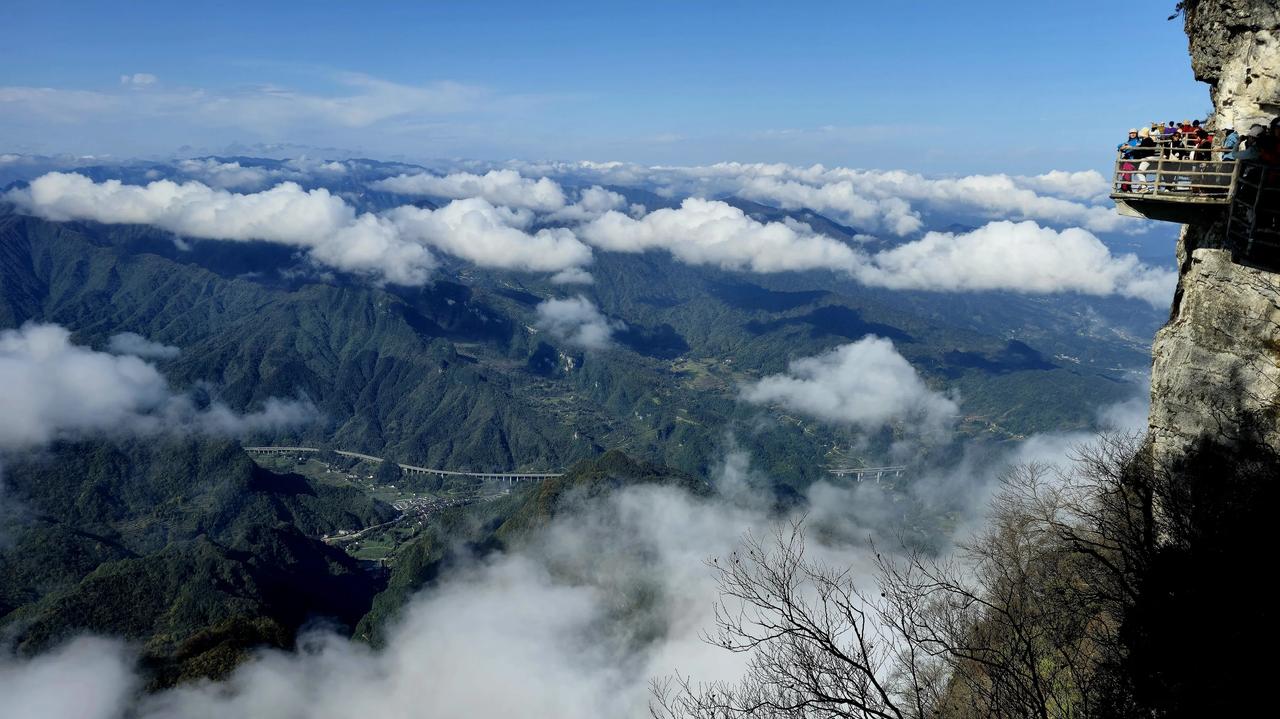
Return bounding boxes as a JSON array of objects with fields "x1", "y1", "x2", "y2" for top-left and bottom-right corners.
[
  {"x1": 824, "y1": 465, "x2": 907, "y2": 483},
  {"x1": 242, "y1": 446, "x2": 563, "y2": 483}
]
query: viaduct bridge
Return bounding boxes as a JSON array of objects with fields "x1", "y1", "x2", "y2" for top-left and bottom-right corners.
[
  {"x1": 242, "y1": 446, "x2": 563, "y2": 483},
  {"x1": 825, "y1": 465, "x2": 907, "y2": 483}
]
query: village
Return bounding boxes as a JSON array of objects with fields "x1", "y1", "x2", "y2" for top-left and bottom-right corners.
[{"x1": 248, "y1": 451, "x2": 514, "y2": 565}]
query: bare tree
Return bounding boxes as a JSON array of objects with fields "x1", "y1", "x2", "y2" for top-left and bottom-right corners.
[
  {"x1": 650, "y1": 521, "x2": 940, "y2": 719},
  {"x1": 657, "y1": 424, "x2": 1276, "y2": 718},
  {"x1": 654, "y1": 439, "x2": 1152, "y2": 719},
  {"x1": 878, "y1": 460, "x2": 1120, "y2": 719}
]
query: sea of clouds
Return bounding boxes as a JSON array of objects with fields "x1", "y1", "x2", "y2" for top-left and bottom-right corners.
[
  {"x1": 0, "y1": 152, "x2": 1164, "y2": 717},
  {"x1": 2, "y1": 156, "x2": 1174, "y2": 305}
]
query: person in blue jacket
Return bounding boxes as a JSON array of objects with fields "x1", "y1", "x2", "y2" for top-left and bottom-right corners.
[
  {"x1": 1222, "y1": 128, "x2": 1241, "y2": 161},
  {"x1": 1117, "y1": 129, "x2": 1140, "y2": 191},
  {"x1": 1118, "y1": 128, "x2": 1141, "y2": 157}
]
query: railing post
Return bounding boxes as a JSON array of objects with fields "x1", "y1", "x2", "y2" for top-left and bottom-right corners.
[{"x1": 1246, "y1": 165, "x2": 1261, "y2": 255}]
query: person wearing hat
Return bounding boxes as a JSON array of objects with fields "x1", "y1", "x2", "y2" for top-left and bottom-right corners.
[
  {"x1": 1238, "y1": 124, "x2": 1269, "y2": 161},
  {"x1": 1118, "y1": 128, "x2": 1141, "y2": 155},
  {"x1": 1117, "y1": 128, "x2": 1141, "y2": 191}
]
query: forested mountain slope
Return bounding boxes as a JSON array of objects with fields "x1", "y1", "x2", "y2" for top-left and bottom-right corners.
[
  {"x1": 0, "y1": 438, "x2": 392, "y2": 686},
  {"x1": 0, "y1": 207, "x2": 1149, "y2": 483}
]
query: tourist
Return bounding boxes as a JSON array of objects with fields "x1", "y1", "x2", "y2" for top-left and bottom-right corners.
[
  {"x1": 1265, "y1": 117, "x2": 1280, "y2": 165},
  {"x1": 1238, "y1": 124, "x2": 1269, "y2": 161},
  {"x1": 1223, "y1": 127, "x2": 1241, "y2": 161},
  {"x1": 1193, "y1": 128, "x2": 1213, "y2": 162},
  {"x1": 1133, "y1": 127, "x2": 1159, "y2": 191},
  {"x1": 1118, "y1": 128, "x2": 1140, "y2": 155},
  {"x1": 1117, "y1": 128, "x2": 1140, "y2": 191}
]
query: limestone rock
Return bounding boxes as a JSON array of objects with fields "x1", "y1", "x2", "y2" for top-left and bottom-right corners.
[
  {"x1": 1150, "y1": 236, "x2": 1280, "y2": 463},
  {"x1": 1148, "y1": 1, "x2": 1280, "y2": 465},
  {"x1": 1185, "y1": 0, "x2": 1280, "y2": 131}
]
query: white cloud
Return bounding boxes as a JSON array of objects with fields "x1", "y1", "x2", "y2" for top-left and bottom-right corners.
[
  {"x1": 174, "y1": 158, "x2": 349, "y2": 190},
  {"x1": 9, "y1": 170, "x2": 1170, "y2": 304},
  {"x1": 387, "y1": 198, "x2": 593, "y2": 274},
  {"x1": 0, "y1": 636, "x2": 137, "y2": 719},
  {"x1": 119, "y1": 73, "x2": 157, "y2": 88},
  {"x1": 737, "y1": 176, "x2": 925, "y2": 235},
  {"x1": 7, "y1": 172, "x2": 438, "y2": 285},
  {"x1": 372, "y1": 170, "x2": 567, "y2": 212},
  {"x1": 851, "y1": 169, "x2": 1128, "y2": 233},
  {"x1": 107, "y1": 332, "x2": 180, "y2": 360},
  {"x1": 533, "y1": 296, "x2": 624, "y2": 351},
  {"x1": 0, "y1": 323, "x2": 315, "y2": 451},
  {"x1": 550, "y1": 194, "x2": 1170, "y2": 305},
  {"x1": 503, "y1": 160, "x2": 1142, "y2": 235},
  {"x1": 855, "y1": 220, "x2": 1175, "y2": 306},
  {"x1": 1014, "y1": 169, "x2": 1112, "y2": 203},
  {"x1": 4, "y1": 72, "x2": 487, "y2": 130},
  {"x1": 742, "y1": 336, "x2": 958, "y2": 436},
  {"x1": 7, "y1": 173, "x2": 600, "y2": 283},
  {"x1": 579, "y1": 198, "x2": 863, "y2": 273},
  {"x1": 545, "y1": 186, "x2": 628, "y2": 222},
  {"x1": 283, "y1": 157, "x2": 348, "y2": 175},
  {"x1": 174, "y1": 159, "x2": 276, "y2": 190},
  {"x1": 550, "y1": 267, "x2": 595, "y2": 285}
]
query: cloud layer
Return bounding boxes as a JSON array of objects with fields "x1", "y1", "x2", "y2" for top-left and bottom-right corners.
[
  {"x1": 578, "y1": 198, "x2": 1172, "y2": 305},
  {"x1": 742, "y1": 336, "x2": 959, "y2": 437},
  {"x1": 0, "y1": 323, "x2": 314, "y2": 451},
  {"x1": 107, "y1": 332, "x2": 180, "y2": 360},
  {"x1": 508, "y1": 160, "x2": 1136, "y2": 235},
  {"x1": 5, "y1": 173, "x2": 596, "y2": 284},
  {"x1": 857, "y1": 221, "x2": 1174, "y2": 305},
  {"x1": 6, "y1": 164, "x2": 1172, "y2": 305},
  {"x1": 373, "y1": 169, "x2": 567, "y2": 212},
  {"x1": 534, "y1": 296, "x2": 625, "y2": 350},
  {"x1": 388, "y1": 199, "x2": 592, "y2": 274},
  {"x1": 7, "y1": 172, "x2": 438, "y2": 285},
  {"x1": 580, "y1": 198, "x2": 863, "y2": 273}
]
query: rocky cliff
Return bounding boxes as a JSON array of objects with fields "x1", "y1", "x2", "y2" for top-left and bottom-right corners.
[{"x1": 1148, "y1": 0, "x2": 1280, "y2": 465}]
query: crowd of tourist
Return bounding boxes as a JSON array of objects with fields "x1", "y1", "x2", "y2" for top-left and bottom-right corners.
[{"x1": 1116, "y1": 116, "x2": 1280, "y2": 193}]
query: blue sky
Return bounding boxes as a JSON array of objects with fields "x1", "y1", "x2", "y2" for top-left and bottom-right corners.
[{"x1": 2, "y1": 0, "x2": 1204, "y2": 173}]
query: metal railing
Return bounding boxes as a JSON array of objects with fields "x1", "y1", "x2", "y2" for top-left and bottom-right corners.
[
  {"x1": 1111, "y1": 145, "x2": 1240, "y2": 203},
  {"x1": 1227, "y1": 163, "x2": 1280, "y2": 254}
]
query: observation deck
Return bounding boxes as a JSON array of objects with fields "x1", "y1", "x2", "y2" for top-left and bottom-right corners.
[
  {"x1": 1109, "y1": 141, "x2": 1278, "y2": 253},
  {"x1": 1109, "y1": 144, "x2": 1237, "y2": 224}
]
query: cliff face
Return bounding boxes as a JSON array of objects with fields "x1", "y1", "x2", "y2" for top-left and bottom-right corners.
[
  {"x1": 1148, "y1": 0, "x2": 1280, "y2": 465},
  {"x1": 1184, "y1": 0, "x2": 1280, "y2": 131}
]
